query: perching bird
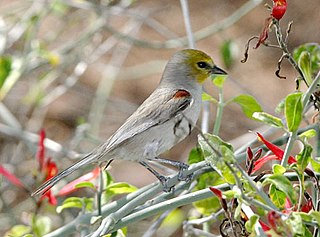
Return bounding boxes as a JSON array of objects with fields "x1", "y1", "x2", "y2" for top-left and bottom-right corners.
[{"x1": 32, "y1": 49, "x2": 227, "y2": 196}]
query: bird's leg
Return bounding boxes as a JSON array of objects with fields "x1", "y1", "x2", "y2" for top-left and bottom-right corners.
[
  {"x1": 149, "y1": 157, "x2": 193, "y2": 182},
  {"x1": 139, "y1": 161, "x2": 173, "y2": 192}
]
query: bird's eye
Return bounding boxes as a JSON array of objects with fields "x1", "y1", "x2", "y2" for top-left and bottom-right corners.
[{"x1": 197, "y1": 61, "x2": 207, "y2": 69}]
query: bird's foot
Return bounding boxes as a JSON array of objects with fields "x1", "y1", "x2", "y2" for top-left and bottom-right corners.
[
  {"x1": 177, "y1": 163, "x2": 193, "y2": 182},
  {"x1": 158, "y1": 176, "x2": 175, "y2": 193}
]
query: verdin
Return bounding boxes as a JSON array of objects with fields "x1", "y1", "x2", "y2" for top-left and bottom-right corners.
[{"x1": 32, "y1": 49, "x2": 227, "y2": 195}]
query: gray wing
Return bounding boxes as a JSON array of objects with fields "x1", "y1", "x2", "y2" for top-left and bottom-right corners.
[
  {"x1": 104, "y1": 88, "x2": 193, "y2": 152},
  {"x1": 31, "y1": 88, "x2": 193, "y2": 196}
]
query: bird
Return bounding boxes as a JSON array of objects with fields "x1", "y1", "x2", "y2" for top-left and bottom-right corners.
[{"x1": 32, "y1": 49, "x2": 227, "y2": 196}]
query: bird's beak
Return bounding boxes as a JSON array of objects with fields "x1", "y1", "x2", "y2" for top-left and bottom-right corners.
[{"x1": 211, "y1": 65, "x2": 227, "y2": 75}]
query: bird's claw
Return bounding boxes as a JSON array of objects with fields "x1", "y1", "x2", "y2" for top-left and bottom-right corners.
[
  {"x1": 158, "y1": 176, "x2": 174, "y2": 193},
  {"x1": 177, "y1": 163, "x2": 193, "y2": 182}
]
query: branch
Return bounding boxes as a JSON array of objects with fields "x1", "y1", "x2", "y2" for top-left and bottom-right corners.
[{"x1": 102, "y1": 0, "x2": 263, "y2": 49}]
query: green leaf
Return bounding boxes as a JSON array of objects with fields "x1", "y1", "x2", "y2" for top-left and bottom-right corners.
[
  {"x1": 299, "y1": 129, "x2": 317, "y2": 140},
  {"x1": 293, "y1": 43, "x2": 320, "y2": 77},
  {"x1": 275, "y1": 99, "x2": 285, "y2": 114},
  {"x1": 232, "y1": 94, "x2": 263, "y2": 120},
  {"x1": 223, "y1": 188, "x2": 241, "y2": 199},
  {"x1": 252, "y1": 112, "x2": 284, "y2": 128},
  {"x1": 310, "y1": 211, "x2": 320, "y2": 225},
  {"x1": 33, "y1": 216, "x2": 51, "y2": 236},
  {"x1": 297, "y1": 212, "x2": 313, "y2": 222},
  {"x1": 195, "y1": 172, "x2": 226, "y2": 190},
  {"x1": 74, "y1": 181, "x2": 95, "y2": 189},
  {"x1": 4, "y1": 225, "x2": 31, "y2": 237},
  {"x1": 311, "y1": 159, "x2": 320, "y2": 172},
  {"x1": 245, "y1": 214, "x2": 259, "y2": 233},
  {"x1": 57, "y1": 197, "x2": 83, "y2": 213},
  {"x1": 161, "y1": 209, "x2": 185, "y2": 235},
  {"x1": 103, "y1": 170, "x2": 114, "y2": 188},
  {"x1": 202, "y1": 92, "x2": 217, "y2": 103},
  {"x1": 298, "y1": 51, "x2": 313, "y2": 86},
  {"x1": 286, "y1": 212, "x2": 311, "y2": 237},
  {"x1": 56, "y1": 197, "x2": 94, "y2": 213},
  {"x1": 198, "y1": 133, "x2": 233, "y2": 159},
  {"x1": 104, "y1": 228, "x2": 127, "y2": 237},
  {"x1": 106, "y1": 182, "x2": 137, "y2": 196},
  {"x1": 220, "y1": 39, "x2": 236, "y2": 69},
  {"x1": 211, "y1": 75, "x2": 227, "y2": 88},
  {"x1": 0, "y1": 56, "x2": 12, "y2": 89},
  {"x1": 272, "y1": 164, "x2": 286, "y2": 175},
  {"x1": 263, "y1": 174, "x2": 297, "y2": 205},
  {"x1": 269, "y1": 184, "x2": 286, "y2": 209},
  {"x1": 193, "y1": 196, "x2": 221, "y2": 216},
  {"x1": 198, "y1": 134, "x2": 236, "y2": 184},
  {"x1": 285, "y1": 92, "x2": 303, "y2": 132},
  {"x1": 188, "y1": 147, "x2": 204, "y2": 164},
  {"x1": 296, "y1": 144, "x2": 312, "y2": 172}
]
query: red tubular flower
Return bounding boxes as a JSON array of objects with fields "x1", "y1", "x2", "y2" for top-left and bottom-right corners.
[
  {"x1": 301, "y1": 199, "x2": 313, "y2": 213},
  {"x1": 267, "y1": 211, "x2": 281, "y2": 230},
  {"x1": 37, "y1": 129, "x2": 46, "y2": 171},
  {"x1": 259, "y1": 220, "x2": 271, "y2": 232},
  {"x1": 283, "y1": 197, "x2": 293, "y2": 214},
  {"x1": 272, "y1": 0, "x2": 287, "y2": 20},
  {"x1": 252, "y1": 133, "x2": 296, "y2": 172},
  {"x1": 0, "y1": 165, "x2": 25, "y2": 188},
  {"x1": 209, "y1": 187, "x2": 223, "y2": 199},
  {"x1": 209, "y1": 187, "x2": 228, "y2": 212},
  {"x1": 45, "y1": 158, "x2": 58, "y2": 180},
  {"x1": 39, "y1": 158, "x2": 58, "y2": 205},
  {"x1": 35, "y1": 130, "x2": 59, "y2": 206},
  {"x1": 247, "y1": 147, "x2": 253, "y2": 160},
  {"x1": 58, "y1": 167, "x2": 100, "y2": 196},
  {"x1": 252, "y1": 154, "x2": 279, "y2": 173},
  {"x1": 40, "y1": 189, "x2": 57, "y2": 206}
]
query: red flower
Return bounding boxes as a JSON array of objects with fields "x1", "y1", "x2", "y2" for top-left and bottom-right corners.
[
  {"x1": 252, "y1": 133, "x2": 296, "y2": 173},
  {"x1": 38, "y1": 158, "x2": 58, "y2": 205},
  {"x1": 259, "y1": 220, "x2": 271, "y2": 232},
  {"x1": 35, "y1": 130, "x2": 59, "y2": 206},
  {"x1": 58, "y1": 167, "x2": 100, "y2": 196},
  {"x1": 37, "y1": 129, "x2": 46, "y2": 171},
  {"x1": 254, "y1": 17, "x2": 272, "y2": 49},
  {"x1": 40, "y1": 188, "x2": 57, "y2": 206},
  {"x1": 45, "y1": 158, "x2": 58, "y2": 180},
  {"x1": 267, "y1": 211, "x2": 281, "y2": 230},
  {"x1": 0, "y1": 165, "x2": 25, "y2": 188},
  {"x1": 301, "y1": 199, "x2": 313, "y2": 213},
  {"x1": 209, "y1": 187, "x2": 228, "y2": 212},
  {"x1": 272, "y1": 0, "x2": 287, "y2": 20}
]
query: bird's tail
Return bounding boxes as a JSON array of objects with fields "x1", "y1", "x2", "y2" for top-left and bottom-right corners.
[{"x1": 31, "y1": 152, "x2": 99, "y2": 196}]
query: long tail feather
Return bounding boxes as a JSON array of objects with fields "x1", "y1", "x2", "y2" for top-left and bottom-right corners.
[{"x1": 32, "y1": 152, "x2": 99, "y2": 196}]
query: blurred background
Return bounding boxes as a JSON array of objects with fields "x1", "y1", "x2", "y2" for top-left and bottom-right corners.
[{"x1": 0, "y1": 0, "x2": 319, "y2": 236}]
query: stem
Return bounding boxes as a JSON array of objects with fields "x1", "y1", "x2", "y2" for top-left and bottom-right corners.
[
  {"x1": 97, "y1": 167, "x2": 103, "y2": 216},
  {"x1": 108, "y1": 187, "x2": 223, "y2": 233},
  {"x1": 235, "y1": 163, "x2": 279, "y2": 211},
  {"x1": 180, "y1": 0, "x2": 195, "y2": 49},
  {"x1": 273, "y1": 20, "x2": 307, "y2": 85},
  {"x1": 296, "y1": 171, "x2": 304, "y2": 211},
  {"x1": 282, "y1": 70, "x2": 320, "y2": 166},
  {"x1": 179, "y1": 0, "x2": 214, "y2": 136},
  {"x1": 213, "y1": 87, "x2": 224, "y2": 135},
  {"x1": 101, "y1": 0, "x2": 263, "y2": 49},
  {"x1": 281, "y1": 131, "x2": 297, "y2": 166}
]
